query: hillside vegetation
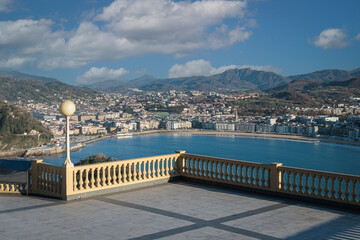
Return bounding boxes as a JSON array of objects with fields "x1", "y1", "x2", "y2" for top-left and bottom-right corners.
[
  {"x1": 0, "y1": 77, "x2": 98, "y2": 103},
  {"x1": 0, "y1": 101, "x2": 53, "y2": 150}
]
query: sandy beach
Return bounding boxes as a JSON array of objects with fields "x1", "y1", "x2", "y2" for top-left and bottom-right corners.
[{"x1": 131, "y1": 129, "x2": 360, "y2": 147}]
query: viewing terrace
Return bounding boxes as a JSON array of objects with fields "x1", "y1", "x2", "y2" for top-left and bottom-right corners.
[
  {"x1": 1, "y1": 101, "x2": 359, "y2": 239},
  {"x1": 1, "y1": 150, "x2": 360, "y2": 239}
]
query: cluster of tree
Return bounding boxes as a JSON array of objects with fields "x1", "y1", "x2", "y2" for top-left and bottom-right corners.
[
  {"x1": 0, "y1": 101, "x2": 53, "y2": 150},
  {"x1": 76, "y1": 153, "x2": 118, "y2": 166}
]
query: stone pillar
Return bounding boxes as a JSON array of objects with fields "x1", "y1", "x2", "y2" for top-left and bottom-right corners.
[
  {"x1": 61, "y1": 165, "x2": 74, "y2": 200},
  {"x1": 175, "y1": 150, "x2": 186, "y2": 175},
  {"x1": 269, "y1": 163, "x2": 282, "y2": 191},
  {"x1": 30, "y1": 159, "x2": 43, "y2": 194}
]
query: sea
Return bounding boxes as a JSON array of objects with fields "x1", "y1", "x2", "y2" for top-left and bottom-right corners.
[{"x1": 43, "y1": 134, "x2": 360, "y2": 175}]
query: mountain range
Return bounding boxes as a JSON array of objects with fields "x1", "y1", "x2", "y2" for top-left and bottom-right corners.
[
  {"x1": 83, "y1": 67, "x2": 360, "y2": 92},
  {"x1": 0, "y1": 71, "x2": 98, "y2": 103},
  {"x1": 0, "y1": 67, "x2": 359, "y2": 104}
]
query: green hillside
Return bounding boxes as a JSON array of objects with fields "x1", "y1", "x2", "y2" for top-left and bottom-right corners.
[
  {"x1": 0, "y1": 101, "x2": 53, "y2": 150},
  {"x1": 0, "y1": 77, "x2": 98, "y2": 103}
]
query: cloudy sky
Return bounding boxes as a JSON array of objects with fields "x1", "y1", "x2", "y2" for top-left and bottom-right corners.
[{"x1": 0, "y1": 0, "x2": 359, "y2": 85}]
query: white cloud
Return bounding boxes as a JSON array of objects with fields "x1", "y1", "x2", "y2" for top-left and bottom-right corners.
[
  {"x1": 312, "y1": 28, "x2": 348, "y2": 49},
  {"x1": 77, "y1": 67, "x2": 129, "y2": 84},
  {"x1": 355, "y1": 33, "x2": 360, "y2": 41},
  {"x1": 0, "y1": 0, "x2": 13, "y2": 12},
  {"x1": 168, "y1": 59, "x2": 281, "y2": 78},
  {"x1": 0, "y1": 0, "x2": 252, "y2": 70}
]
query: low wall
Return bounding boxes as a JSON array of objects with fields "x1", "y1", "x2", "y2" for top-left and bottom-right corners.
[{"x1": 1, "y1": 151, "x2": 359, "y2": 210}]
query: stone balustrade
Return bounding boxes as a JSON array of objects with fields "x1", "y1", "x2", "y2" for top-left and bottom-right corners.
[
  {"x1": 67, "y1": 153, "x2": 180, "y2": 197},
  {"x1": 0, "y1": 182, "x2": 27, "y2": 194},
  {"x1": 277, "y1": 166, "x2": 360, "y2": 204},
  {"x1": 31, "y1": 160, "x2": 63, "y2": 198},
  {"x1": 180, "y1": 153, "x2": 271, "y2": 190},
  {"x1": 1, "y1": 151, "x2": 359, "y2": 208}
]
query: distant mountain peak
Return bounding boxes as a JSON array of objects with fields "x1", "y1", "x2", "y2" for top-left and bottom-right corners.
[{"x1": 0, "y1": 70, "x2": 59, "y2": 83}]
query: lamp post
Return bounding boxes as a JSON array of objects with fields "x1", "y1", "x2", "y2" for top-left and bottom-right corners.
[{"x1": 60, "y1": 100, "x2": 76, "y2": 168}]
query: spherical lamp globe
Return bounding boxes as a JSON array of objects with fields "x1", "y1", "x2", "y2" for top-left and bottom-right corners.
[{"x1": 60, "y1": 100, "x2": 76, "y2": 116}]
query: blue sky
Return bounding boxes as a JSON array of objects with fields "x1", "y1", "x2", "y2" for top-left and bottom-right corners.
[{"x1": 0, "y1": 0, "x2": 359, "y2": 85}]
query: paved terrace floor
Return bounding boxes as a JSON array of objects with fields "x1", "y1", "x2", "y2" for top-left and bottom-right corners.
[{"x1": 1, "y1": 181, "x2": 360, "y2": 240}]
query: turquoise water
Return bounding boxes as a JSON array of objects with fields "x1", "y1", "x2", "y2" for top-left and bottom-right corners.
[{"x1": 43, "y1": 134, "x2": 360, "y2": 175}]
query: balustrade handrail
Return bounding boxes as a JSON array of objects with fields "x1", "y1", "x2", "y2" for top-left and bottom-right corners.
[
  {"x1": 278, "y1": 165, "x2": 360, "y2": 180},
  {"x1": 182, "y1": 153, "x2": 268, "y2": 167},
  {"x1": 1, "y1": 151, "x2": 359, "y2": 208},
  {"x1": 73, "y1": 153, "x2": 180, "y2": 170}
]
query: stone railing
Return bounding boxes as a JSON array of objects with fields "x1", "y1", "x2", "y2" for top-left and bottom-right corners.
[
  {"x1": 1, "y1": 151, "x2": 359, "y2": 208},
  {"x1": 277, "y1": 165, "x2": 360, "y2": 204},
  {"x1": 0, "y1": 182, "x2": 27, "y2": 194},
  {"x1": 63, "y1": 153, "x2": 180, "y2": 199},
  {"x1": 180, "y1": 153, "x2": 271, "y2": 190},
  {"x1": 180, "y1": 154, "x2": 359, "y2": 206},
  {"x1": 31, "y1": 160, "x2": 63, "y2": 198}
]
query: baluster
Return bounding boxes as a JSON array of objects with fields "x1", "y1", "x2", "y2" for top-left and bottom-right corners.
[
  {"x1": 146, "y1": 161, "x2": 149, "y2": 179},
  {"x1": 279, "y1": 170, "x2": 284, "y2": 190},
  {"x1": 239, "y1": 165, "x2": 243, "y2": 183},
  {"x1": 134, "y1": 163, "x2": 138, "y2": 180},
  {"x1": 226, "y1": 163, "x2": 229, "y2": 181},
  {"x1": 228, "y1": 163, "x2": 232, "y2": 181},
  {"x1": 102, "y1": 167, "x2": 106, "y2": 185},
  {"x1": 129, "y1": 163, "x2": 133, "y2": 181},
  {"x1": 324, "y1": 176, "x2": 329, "y2": 198},
  {"x1": 201, "y1": 159, "x2": 205, "y2": 177},
  {"x1": 90, "y1": 168, "x2": 94, "y2": 188},
  {"x1": 196, "y1": 158, "x2": 199, "y2": 176},
  {"x1": 235, "y1": 164, "x2": 239, "y2": 183},
  {"x1": 79, "y1": 170, "x2": 83, "y2": 190},
  {"x1": 331, "y1": 177, "x2": 336, "y2": 199},
  {"x1": 117, "y1": 165, "x2": 120, "y2": 183},
  {"x1": 164, "y1": 159, "x2": 168, "y2": 176},
  {"x1": 338, "y1": 177, "x2": 343, "y2": 200},
  {"x1": 344, "y1": 178, "x2": 350, "y2": 201},
  {"x1": 222, "y1": 163, "x2": 226, "y2": 181},
  {"x1": 286, "y1": 171, "x2": 291, "y2": 191},
  {"x1": 164, "y1": 159, "x2": 167, "y2": 176},
  {"x1": 214, "y1": 162, "x2": 218, "y2": 179},
  {"x1": 150, "y1": 161, "x2": 154, "y2": 178},
  {"x1": 250, "y1": 166, "x2": 254, "y2": 185},
  {"x1": 351, "y1": 179, "x2": 357, "y2": 203},
  {"x1": 318, "y1": 175, "x2": 323, "y2": 197},
  {"x1": 221, "y1": 162, "x2": 225, "y2": 180},
  {"x1": 139, "y1": 162, "x2": 143, "y2": 179},
  {"x1": 255, "y1": 167, "x2": 260, "y2": 186},
  {"x1": 210, "y1": 161, "x2": 214, "y2": 178},
  {"x1": 94, "y1": 168, "x2": 98, "y2": 187},
  {"x1": 244, "y1": 166, "x2": 249, "y2": 184},
  {"x1": 73, "y1": 170, "x2": 77, "y2": 191},
  {"x1": 304, "y1": 173, "x2": 310, "y2": 194},
  {"x1": 171, "y1": 158, "x2": 175, "y2": 175},
  {"x1": 311, "y1": 174, "x2": 316, "y2": 196},
  {"x1": 229, "y1": 163, "x2": 233, "y2": 182},
  {"x1": 156, "y1": 160, "x2": 160, "y2": 178},
  {"x1": 127, "y1": 163, "x2": 131, "y2": 182},
  {"x1": 84, "y1": 169, "x2": 88, "y2": 189},
  {"x1": 205, "y1": 160, "x2": 209, "y2": 177},
  {"x1": 49, "y1": 169, "x2": 53, "y2": 192},
  {"x1": 261, "y1": 167, "x2": 266, "y2": 187},
  {"x1": 110, "y1": 166, "x2": 114, "y2": 184},
  {"x1": 189, "y1": 158, "x2": 193, "y2": 175}
]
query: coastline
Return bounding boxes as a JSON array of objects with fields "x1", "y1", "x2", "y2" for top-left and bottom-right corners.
[
  {"x1": 131, "y1": 129, "x2": 360, "y2": 147},
  {"x1": 1, "y1": 130, "x2": 359, "y2": 158}
]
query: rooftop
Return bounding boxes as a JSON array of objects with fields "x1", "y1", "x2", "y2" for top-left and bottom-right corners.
[{"x1": 1, "y1": 181, "x2": 359, "y2": 240}]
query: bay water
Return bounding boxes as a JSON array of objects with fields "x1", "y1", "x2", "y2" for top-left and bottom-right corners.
[{"x1": 43, "y1": 134, "x2": 360, "y2": 175}]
